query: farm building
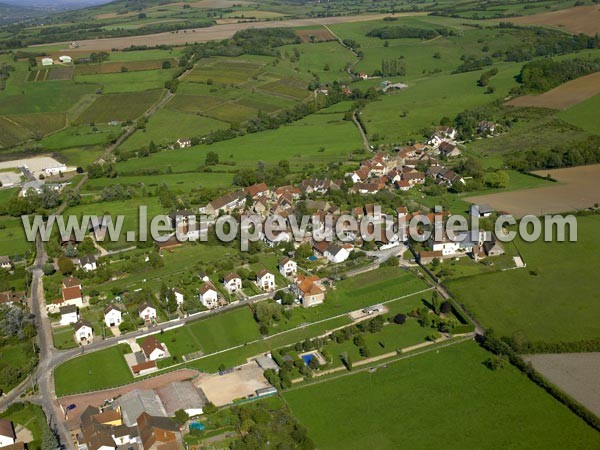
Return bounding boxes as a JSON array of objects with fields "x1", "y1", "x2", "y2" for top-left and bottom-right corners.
[
  {"x1": 41, "y1": 58, "x2": 53, "y2": 66},
  {"x1": 116, "y1": 389, "x2": 167, "y2": 427},
  {"x1": 58, "y1": 55, "x2": 72, "y2": 63},
  {"x1": 157, "y1": 381, "x2": 209, "y2": 417}
]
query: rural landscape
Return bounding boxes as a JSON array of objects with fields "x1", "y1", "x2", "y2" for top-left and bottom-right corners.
[{"x1": 0, "y1": 0, "x2": 599, "y2": 448}]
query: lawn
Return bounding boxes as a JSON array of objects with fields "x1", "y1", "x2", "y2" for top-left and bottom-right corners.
[
  {"x1": 284, "y1": 341, "x2": 600, "y2": 450},
  {"x1": 446, "y1": 214, "x2": 600, "y2": 343},
  {"x1": 54, "y1": 344, "x2": 133, "y2": 397},
  {"x1": 76, "y1": 90, "x2": 163, "y2": 124},
  {"x1": 0, "y1": 402, "x2": 49, "y2": 450}
]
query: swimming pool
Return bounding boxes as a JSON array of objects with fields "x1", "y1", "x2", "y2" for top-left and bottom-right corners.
[{"x1": 301, "y1": 354, "x2": 315, "y2": 365}]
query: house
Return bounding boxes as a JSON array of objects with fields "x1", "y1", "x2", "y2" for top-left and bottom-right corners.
[
  {"x1": 205, "y1": 190, "x2": 246, "y2": 216},
  {"x1": 0, "y1": 292, "x2": 25, "y2": 306},
  {"x1": 62, "y1": 276, "x2": 81, "y2": 289},
  {"x1": 137, "y1": 412, "x2": 183, "y2": 450},
  {"x1": 428, "y1": 232, "x2": 461, "y2": 256},
  {"x1": 245, "y1": 183, "x2": 270, "y2": 199},
  {"x1": 117, "y1": 389, "x2": 168, "y2": 427},
  {"x1": 435, "y1": 126, "x2": 458, "y2": 140},
  {"x1": 176, "y1": 138, "x2": 191, "y2": 148},
  {"x1": 469, "y1": 204, "x2": 494, "y2": 218},
  {"x1": 41, "y1": 57, "x2": 53, "y2": 66},
  {"x1": 223, "y1": 272, "x2": 242, "y2": 294},
  {"x1": 157, "y1": 381, "x2": 209, "y2": 417},
  {"x1": 295, "y1": 275, "x2": 326, "y2": 308},
  {"x1": 58, "y1": 55, "x2": 72, "y2": 63},
  {"x1": 43, "y1": 162, "x2": 66, "y2": 176},
  {"x1": 168, "y1": 209, "x2": 195, "y2": 229},
  {"x1": 74, "y1": 320, "x2": 93, "y2": 344},
  {"x1": 358, "y1": 72, "x2": 368, "y2": 80},
  {"x1": 141, "y1": 336, "x2": 167, "y2": 361},
  {"x1": 198, "y1": 282, "x2": 219, "y2": 309},
  {"x1": 60, "y1": 285, "x2": 84, "y2": 308},
  {"x1": 324, "y1": 244, "x2": 350, "y2": 264},
  {"x1": 104, "y1": 304, "x2": 122, "y2": 328},
  {"x1": 418, "y1": 250, "x2": 443, "y2": 265},
  {"x1": 138, "y1": 302, "x2": 157, "y2": 323},
  {"x1": 478, "y1": 120, "x2": 496, "y2": 135},
  {"x1": 79, "y1": 255, "x2": 97, "y2": 271},
  {"x1": 439, "y1": 142, "x2": 461, "y2": 158},
  {"x1": 312, "y1": 240, "x2": 329, "y2": 258},
  {"x1": 278, "y1": 257, "x2": 297, "y2": 277},
  {"x1": 198, "y1": 272, "x2": 210, "y2": 283},
  {"x1": 60, "y1": 305, "x2": 79, "y2": 326},
  {"x1": 0, "y1": 256, "x2": 12, "y2": 270},
  {"x1": 256, "y1": 269, "x2": 276, "y2": 291},
  {"x1": 263, "y1": 230, "x2": 291, "y2": 248},
  {"x1": 0, "y1": 419, "x2": 15, "y2": 448}
]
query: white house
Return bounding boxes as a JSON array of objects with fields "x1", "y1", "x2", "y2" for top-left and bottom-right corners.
[
  {"x1": 104, "y1": 304, "x2": 122, "y2": 328},
  {"x1": 41, "y1": 57, "x2": 53, "y2": 66},
  {"x1": 79, "y1": 255, "x2": 97, "y2": 272},
  {"x1": 0, "y1": 256, "x2": 11, "y2": 270},
  {"x1": 263, "y1": 230, "x2": 290, "y2": 248},
  {"x1": 198, "y1": 282, "x2": 219, "y2": 309},
  {"x1": 278, "y1": 257, "x2": 297, "y2": 278},
  {"x1": 171, "y1": 289, "x2": 185, "y2": 306},
  {"x1": 324, "y1": 244, "x2": 350, "y2": 264},
  {"x1": 58, "y1": 55, "x2": 72, "y2": 63},
  {"x1": 295, "y1": 275, "x2": 326, "y2": 308},
  {"x1": 74, "y1": 320, "x2": 93, "y2": 344},
  {"x1": 141, "y1": 336, "x2": 166, "y2": 361},
  {"x1": 43, "y1": 162, "x2": 67, "y2": 176},
  {"x1": 176, "y1": 138, "x2": 191, "y2": 148},
  {"x1": 223, "y1": 273, "x2": 242, "y2": 294},
  {"x1": 60, "y1": 305, "x2": 79, "y2": 326},
  {"x1": 138, "y1": 302, "x2": 157, "y2": 323},
  {"x1": 0, "y1": 419, "x2": 15, "y2": 447},
  {"x1": 256, "y1": 270, "x2": 275, "y2": 291},
  {"x1": 429, "y1": 234, "x2": 460, "y2": 256}
]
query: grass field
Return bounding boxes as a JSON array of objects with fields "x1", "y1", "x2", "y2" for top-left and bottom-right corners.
[
  {"x1": 446, "y1": 214, "x2": 600, "y2": 343},
  {"x1": 76, "y1": 90, "x2": 163, "y2": 124},
  {"x1": 0, "y1": 82, "x2": 99, "y2": 115},
  {"x1": 54, "y1": 345, "x2": 133, "y2": 396},
  {"x1": 0, "y1": 216, "x2": 34, "y2": 257},
  {"x1": 557, "y1": 92, "x2": 600, "y2": 134},
  {"x1": 39, "y1": 124, "x2": 117, "y2": 149},
  {"x1": 115, "y1": 106, "x2": 362, "y2": 173},
  {"x1": 83, "y1": 171, "x2": 234, "y2": 191},
  {"x1": 120, "y1": 109, "x2": 228, "y2": 150},
  {"x1": 284, "y1": 341, "x2": 600, "y2": 450},
  {"x1": 75, "y1": 59, "x2": 178, "y2": 75}
]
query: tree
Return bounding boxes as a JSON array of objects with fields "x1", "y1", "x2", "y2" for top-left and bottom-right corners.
[
  {"x1": 162, "y1": 60, "x2": 172, "y2": 69},
  {"x1": 205, "y1": 151, "x2": 219, "y2": 166},
  {"x1": 42, "y1": 263, "x2": 56, "y2": 276},
  {"x1": 393, "y1": 313, "x2": 406, "y2": 324},
  {"x1": 203, "y1": 402, "x2": 217, "y2": 414},
  {"x1": 440, "y1": 301, "x2": 452, "y2": 314},
  {"x1": 174, "y1": 409, "x2": 189, "y2": 425},
  {"x1": 57, "y1": 257, "x2": 75, "y2": 275},
  {"x1": 42, "y1": 425, "x2": 58, "y2": 450}
]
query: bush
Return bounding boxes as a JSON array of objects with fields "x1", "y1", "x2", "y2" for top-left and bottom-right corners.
[{"x1": 393, "y1": 313, "x2": 407, "y2": 324}]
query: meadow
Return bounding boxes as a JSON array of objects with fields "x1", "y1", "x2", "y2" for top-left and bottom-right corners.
[
  {"x1": 74, "y1": 68, "x2": 178, "y2": 93},
  {"x1": 558, "y1": 93, "x2": 600, "y2": 134},
  {"x1": 115, "y1": 105, "x2": 363, "y2": 174},
  {"x1": 284, "y1": 341, "x2": 600, "y2": 450},
  {"x1": 82, "y1": 171, "x2": 234, "y2": 191},
  {"x1": 446, "y1": 214, "x2": 600, "y2": 343},
  {"x1": 0, "y1": 216, "x2": 34, "y2": 257}
]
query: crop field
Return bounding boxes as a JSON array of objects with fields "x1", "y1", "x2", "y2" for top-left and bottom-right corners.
[
  {"x1": 0, "y1": 116, "x2": 31, "y2": 147},
  {"x1": 120, "y1": 109, "x2": 228, "y2": 150},
  {"x1": 0, "y1": 82, "x2": 99, "y2": 115},
  {"x1": 295, "y1": 26, "x2": 336, "y2": 43},
  {"x1": 115, "y1": 107, "x2": 362, "y2": 173},
  {"x1": 55, "y1": 146, "x2": 104, "y2": 167},
  {"x1": 201, "y1": 102, "x2": 257, "y2": 123},
  {"x1": 165, "y1": 94, "x2": 225, "y2": 114},
  {"x1": 39, "y1": 124, "x2": 116, "y2": 149},
  {"x1": 506, "y1": 71, "x2": 600, "y2": 110},
  {"x1": 74, "y1": 68, "x2": 177, "y2": 93},
  {"x1": 558, "y1": 93, "x2": 600, "y2": 134},
  {"x1": 8, "y1": 112, "x2": 66, "y2": 135},
  {"x1": 186, "y1": 61, "x2": 263, "y2": 85},
  {"x1": 284, "y1": 341, "x2": 600, "y2": 450},
  {"x1": 76, "y1": 90, "x2": 162, "y2": 124},
  {"x1": 27, "y1": 66, "x2": 73, "y2": 82},
  {"x1": 466, "y1": 164, "x2": 600, "y2": 218},
  {"x1": 509, "y1": 5, "x2": 600, "y2": 36},
  {"x1": 446, "y1": 214, "x2": 600, "y2": 343},
  {"x1": 523, "y1": 353, "x2": 600, "y2": 418},
  {"x1": 74, "y1": 58, "x2": 178, "y2": 75},
  {"x1": 258, "y1": 78, "x2": 309, "y2": 100}
]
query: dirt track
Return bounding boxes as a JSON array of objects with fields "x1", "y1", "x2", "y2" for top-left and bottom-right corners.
[
  {"x1": 506, "y1": 71, "x2": 600, "y2": 110},
  {"x1": 35, "y1": 13, "x2": 426, "y2": 51},
  {"x1": 523, "y1": 353, "x2": 600, "y2": 418},
  {"x1": 466, "y1": 165, "x2": 600, "y2": 218},
  {"x1": 508, "y1": 5, "x2": 600, "y2": 36}
]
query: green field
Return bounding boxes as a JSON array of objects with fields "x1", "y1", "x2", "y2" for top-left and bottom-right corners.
[
  {"x1": 83, "y1": 171, "x2": 234, "y2": 191},
  {"x1": 558, "y1": 93, "x2": 600, "y2": 135},
  {"x1": 54, "y1": 345, "x2": 133, "y2": 396},
  {"x1": 115, "y1": 106, "x2": 362, "y2": 173},
  {"x1": 76, "y1": 90, "x2": 163, "y2": 124},
  {"x1": 0, "y1": 216, "x2": 34, "y2": 257},
  {"x1": 75, "y1": 68, "x2": 177, "y2": 93},
  {"x1": 284, "y1": 341, "x2": 600, "y2": 450},
  {"x1": 446, "y1": 215, "x2": 600, "y2": 342},
  {"x1": 39, "y1": 124, "x2": 117, "y2": 149},
  {"x1": 120, "y1": 109, "x2": 228, "y2": 150}
]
